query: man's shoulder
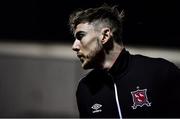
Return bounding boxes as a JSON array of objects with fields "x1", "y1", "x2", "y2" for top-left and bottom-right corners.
[
  {"x1": 128, "y1": 53, "x2": 180, "y2": 75},
  {"x1": 132, "y1": 53, "x2": 175, "y2": 67}
]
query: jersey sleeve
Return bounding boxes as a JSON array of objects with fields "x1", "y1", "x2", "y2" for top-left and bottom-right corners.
[{"x1": 166, "y1": 62, "x2": 180, "y2": 117}]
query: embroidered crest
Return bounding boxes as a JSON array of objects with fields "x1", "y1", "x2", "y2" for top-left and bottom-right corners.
[
  {"x1": 131, "y1": 86, "x2": 151, "y2": 109},
  {"x1": 91, "y1": 103, "x2": 102, "y2": 113}
]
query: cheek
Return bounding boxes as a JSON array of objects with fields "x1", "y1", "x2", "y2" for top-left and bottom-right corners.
[
  {"x1": 88, "y1": 39, "x2": 102, "y2": 58},
  {"x1": 85, "y1": 35, "x2": 101, "y2": 47},
  {"x1": 83, "y1": 38, "x2": 99, "y2": 53}
]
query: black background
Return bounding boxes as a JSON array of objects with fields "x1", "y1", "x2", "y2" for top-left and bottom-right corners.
[{"x1": 0, "y1": 0, "x2": 179, "y2": 47}]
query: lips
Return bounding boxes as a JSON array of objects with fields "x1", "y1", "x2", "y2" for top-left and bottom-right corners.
[
  {"x1": 77, "y1": 54, "x2": 82, "y2": 57},
  {"x1": 77, "y1": 52, "x2": 83, "y2": 57},
  {"x1": 77, "y1": 53, "x2": 84, "y2": 62}
]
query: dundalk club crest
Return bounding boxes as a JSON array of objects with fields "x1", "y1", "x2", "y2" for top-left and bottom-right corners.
[{"x1": 131, "y1": 86, "x2": 151, "y2": 109}]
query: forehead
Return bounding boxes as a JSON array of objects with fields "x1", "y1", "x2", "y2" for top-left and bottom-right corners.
[{"x1": 75, "y1": 23, "x2": 95, "y2": 34}]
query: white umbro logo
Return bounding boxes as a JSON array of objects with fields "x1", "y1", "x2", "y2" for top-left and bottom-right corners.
[{"x1": 91, "y1": 103, "x2": 102, "y2": 113}]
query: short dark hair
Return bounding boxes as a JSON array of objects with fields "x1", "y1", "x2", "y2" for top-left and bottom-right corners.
[{"x1": 69, "y1": 4, "x2": 124, "y2": 44}]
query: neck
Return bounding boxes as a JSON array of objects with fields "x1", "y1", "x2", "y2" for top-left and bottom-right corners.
[{"x1": 102, "y1": 42, "x2": 124, "y2": 71}]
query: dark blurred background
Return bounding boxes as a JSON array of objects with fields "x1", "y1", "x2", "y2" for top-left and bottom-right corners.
[{"x1": 0, "y1": 0, "x2": 179, "y2": 47}]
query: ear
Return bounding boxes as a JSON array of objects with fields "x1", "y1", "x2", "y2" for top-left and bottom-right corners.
[{"x1": 100, "y1": 28, "x2": 112, "y2": 45}]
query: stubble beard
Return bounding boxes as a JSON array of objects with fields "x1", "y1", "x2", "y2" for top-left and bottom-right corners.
[{"x1": 82, "y1": 39, "x2": 104, "y2": 70}]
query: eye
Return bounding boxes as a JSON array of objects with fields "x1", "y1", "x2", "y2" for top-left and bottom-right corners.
[
  {"x1": 76, "y1": 33, "x2": 84, "y2": 40},
  {"x1": 75, "y1": 32, "x2": 86, "y2": 40}
]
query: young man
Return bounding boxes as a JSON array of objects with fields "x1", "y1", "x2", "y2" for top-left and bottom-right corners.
[{"x1": 69, "y1": 4, "x2": 180, "y2": 118}]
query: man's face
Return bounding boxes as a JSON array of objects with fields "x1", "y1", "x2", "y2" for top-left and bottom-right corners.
[{"x1": 72, "y1": 22, "x2": 103, "y2": 69}]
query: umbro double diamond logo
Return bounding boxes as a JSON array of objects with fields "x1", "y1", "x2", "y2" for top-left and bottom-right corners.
[{"x1": 91, "y1": 103, "x2": 102, "y2": 113}]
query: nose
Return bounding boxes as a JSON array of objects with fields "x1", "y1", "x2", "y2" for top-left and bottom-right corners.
[{"x1": 72, "y1": 39, "x2": 80, "y2": 52}]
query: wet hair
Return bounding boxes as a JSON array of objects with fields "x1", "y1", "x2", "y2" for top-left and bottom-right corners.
[{"x1": 69, "y1": 4, "x2": 124, "y2": 44}]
